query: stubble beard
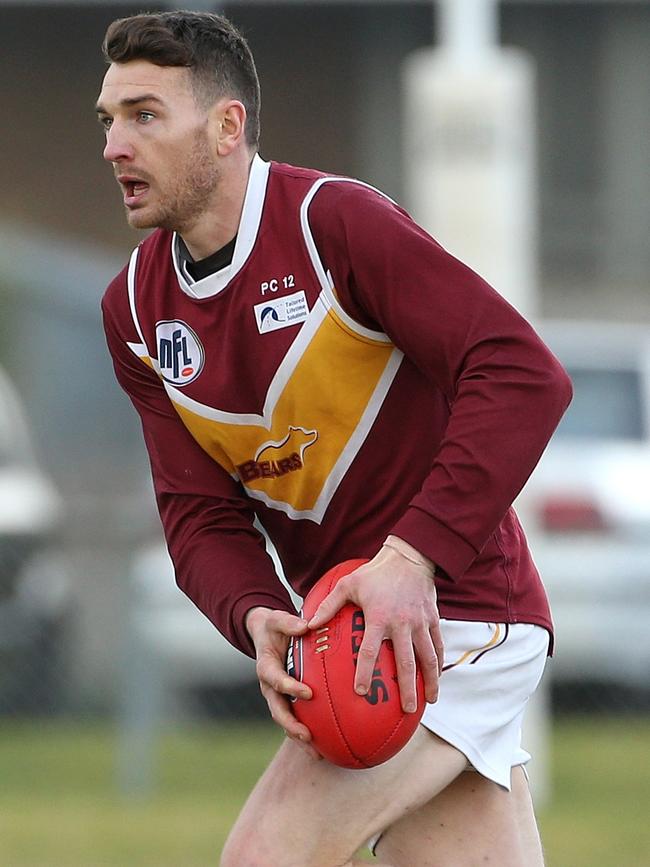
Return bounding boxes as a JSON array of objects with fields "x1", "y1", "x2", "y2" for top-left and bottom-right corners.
[{"x1": 126, "y1": 130, "x2": 220, "y2": 234}]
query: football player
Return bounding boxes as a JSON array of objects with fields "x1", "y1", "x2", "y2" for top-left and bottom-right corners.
[{"x1": 97, "y1": 11, "x2": 572, "y2": 866}]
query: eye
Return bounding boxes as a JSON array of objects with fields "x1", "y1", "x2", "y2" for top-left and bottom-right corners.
[
  {"x1": 138, "y1": 111, "x2": 155, "y2": 124},
  {"x1": 98, "y1": 115, "x2": 113, "y2": 130}
]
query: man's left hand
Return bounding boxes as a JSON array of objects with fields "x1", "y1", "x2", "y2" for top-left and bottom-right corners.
[{"x1": 307, "y1": 537, "x2": 443, "y2": 713}]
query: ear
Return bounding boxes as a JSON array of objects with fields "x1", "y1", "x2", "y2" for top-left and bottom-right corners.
[{"x1": 213, "y1": 99, "x2": 248, "y2": 156}]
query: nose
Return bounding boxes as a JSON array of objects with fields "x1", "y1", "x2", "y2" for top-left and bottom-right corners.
[{"x1": 103, "y1": 123, "x2": 135, "y2": 163}]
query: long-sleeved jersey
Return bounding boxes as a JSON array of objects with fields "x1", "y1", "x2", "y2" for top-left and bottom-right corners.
[{"x1": 102, "y1": 155, "x2": 572, "y2": 657}]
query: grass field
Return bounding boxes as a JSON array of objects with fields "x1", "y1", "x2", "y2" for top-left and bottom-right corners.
[{"x1": 0, "y1": 716, "x2": 648, "y2": 866}]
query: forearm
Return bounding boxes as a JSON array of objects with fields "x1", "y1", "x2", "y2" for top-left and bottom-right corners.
[
  {"x1": 390, "y1": 342, "x2": 572, "y2": 578},
  {"x1": 158, "y1": 491, "x2": 296, "y2": 657},
  {"x1": 382, "y1": 534, "x2": 436, "y2": 574}
]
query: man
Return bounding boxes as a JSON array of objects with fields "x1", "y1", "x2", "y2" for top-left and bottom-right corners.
[{"x1": 97, "y1": 11, "x2": 572, "y2": 866}]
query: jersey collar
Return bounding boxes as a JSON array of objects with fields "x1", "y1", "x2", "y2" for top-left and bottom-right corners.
[{"x1": 171, "y1": 153, "x2": 271, "y2": 299}]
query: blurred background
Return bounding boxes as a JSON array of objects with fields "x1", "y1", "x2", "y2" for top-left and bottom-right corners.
[{"x1": 1, "y1": 1, "x2": 648, "y2": 865}]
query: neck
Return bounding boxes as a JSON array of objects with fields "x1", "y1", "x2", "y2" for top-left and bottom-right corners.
[{"x1": 180, "y1": 150, "x2": 255, "y2": 261}]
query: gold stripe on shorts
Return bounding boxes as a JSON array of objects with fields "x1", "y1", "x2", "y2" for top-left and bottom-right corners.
[{"x1": 441, "y1": 624, "x2": 510, "y2": 672}]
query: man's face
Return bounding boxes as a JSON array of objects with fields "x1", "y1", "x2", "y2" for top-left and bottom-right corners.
[{"x1": 96, "y1": 60, "x2": 220, "y2": 233}]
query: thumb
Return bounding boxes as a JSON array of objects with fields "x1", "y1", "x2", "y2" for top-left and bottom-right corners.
[
  {"x1": 307, "y1": 584, "x2": 349, "y2": 629},
  {"x1": 268, "y1": 610, "x2": 309, "y2": 635}
]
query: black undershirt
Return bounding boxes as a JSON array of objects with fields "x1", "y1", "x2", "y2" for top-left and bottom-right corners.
[{"x1": 180, "y1": 235, "x2": 238, "y2": 281}]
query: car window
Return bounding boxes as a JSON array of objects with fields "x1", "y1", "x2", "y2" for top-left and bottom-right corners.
[{"x1": 556, "y1": 367, "x2": 644, "y2": 440}]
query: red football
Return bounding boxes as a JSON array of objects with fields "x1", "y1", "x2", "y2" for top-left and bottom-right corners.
[{"x1": 287, "y1": 559, "x2": 426, "y2": 769}]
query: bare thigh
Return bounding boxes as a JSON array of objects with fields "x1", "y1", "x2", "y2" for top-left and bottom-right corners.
[
  {"x1": 219, "y1": 726, "x2": 468, "y2": 867},
  {"x1": 376, "y1": 765, "x2": 545, "y2": 867}
]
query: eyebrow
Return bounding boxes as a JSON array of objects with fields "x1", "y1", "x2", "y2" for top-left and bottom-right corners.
[{"x1": 95, "y1": 94, "x2": 165, "y2": 114}]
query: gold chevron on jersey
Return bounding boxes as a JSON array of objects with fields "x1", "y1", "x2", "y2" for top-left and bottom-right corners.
[{"x1": 158, "y1": 292, "x2": 402, "y2": 522}]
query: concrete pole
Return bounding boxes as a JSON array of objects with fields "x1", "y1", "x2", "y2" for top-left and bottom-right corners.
[
  {"x1": 403, "y1": 0, "x2": 538, "y2": 319},
  {"x1": 438, "y1": 0, "x2": 499, "y2": 62}
]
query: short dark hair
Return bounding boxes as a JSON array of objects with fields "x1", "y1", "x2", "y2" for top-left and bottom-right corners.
[{"x1": 102, "y1": 10, "x2": 260, "y2": 148}]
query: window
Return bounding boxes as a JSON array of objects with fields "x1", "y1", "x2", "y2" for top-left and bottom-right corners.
[{"x1": 557, "y1": 368, "x2": 644, "y2": 441}]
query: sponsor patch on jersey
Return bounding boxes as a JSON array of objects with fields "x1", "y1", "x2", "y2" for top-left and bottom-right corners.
[
  {"x1": 155, "y1": 320, "x2": 205, "y2": 386},
  {"x1": 254, "y1": 291, "x2": 309, "y2": 334}
]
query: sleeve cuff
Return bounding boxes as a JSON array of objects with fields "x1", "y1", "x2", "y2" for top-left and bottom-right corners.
[{"x1": 390, "y1": 507, "x2": 479, "y2": 581}]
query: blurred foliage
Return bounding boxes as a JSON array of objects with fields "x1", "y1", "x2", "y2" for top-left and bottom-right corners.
[{"x1": 0, "y1": 716, "x2": 648, "y2": 866}]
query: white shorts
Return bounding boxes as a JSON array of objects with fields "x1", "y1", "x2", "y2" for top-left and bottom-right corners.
[
  {"x1": 420, "y1": 618, "x2": 549, "y2": 790},
  {"x1": 368, "y1": 619, "x2": 548, "y2": 856}
]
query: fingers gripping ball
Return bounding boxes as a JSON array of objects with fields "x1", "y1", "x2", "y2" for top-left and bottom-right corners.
[{"x1": 286, "y1": 559, "x2": 426, "y2": 769}]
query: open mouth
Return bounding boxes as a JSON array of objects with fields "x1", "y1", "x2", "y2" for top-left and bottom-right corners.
[{"x1": 119, "y1": 177, "x2": 151, "y2": 207}]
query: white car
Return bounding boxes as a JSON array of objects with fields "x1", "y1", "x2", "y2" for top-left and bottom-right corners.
[
  {"x1": 527, "y1": 320, "x2": 650, "y2": 689},
  {"x1": 0, "y1": 367, "x2": 62, "y2": 543},
  {"x1": 0, "y1": 366, "x2": 68, "y2": 711}
]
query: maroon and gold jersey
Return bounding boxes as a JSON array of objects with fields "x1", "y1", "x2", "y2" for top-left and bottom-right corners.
[{"x1": 102, "y1": 156, "x2": 572, "y2": 655}]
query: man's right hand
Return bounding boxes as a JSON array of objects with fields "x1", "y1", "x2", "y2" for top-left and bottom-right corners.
[{"x1": 245, "y1": 606, "x2": 320, "y2": 758}]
